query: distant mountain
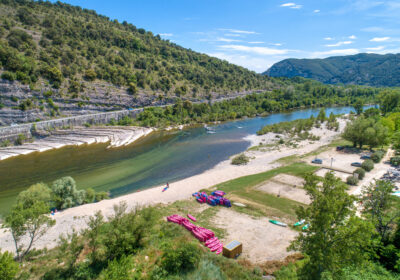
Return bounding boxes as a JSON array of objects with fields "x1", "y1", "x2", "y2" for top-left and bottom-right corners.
[{"x1": 264, "y1": 53, "x2": 400, "y2": 87}]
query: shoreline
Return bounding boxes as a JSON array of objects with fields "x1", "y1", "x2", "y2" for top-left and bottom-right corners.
[
  {"x1": 0, "y1": 121, "x2": 346, "y2": 253},
  {"x1": 0, "y1": 126, "x2": 153, "y2": 161}
]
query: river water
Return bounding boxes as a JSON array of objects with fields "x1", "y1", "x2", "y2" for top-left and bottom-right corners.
[{"x1": 0, "y1": 106, "x2": 372, "y2": 216}]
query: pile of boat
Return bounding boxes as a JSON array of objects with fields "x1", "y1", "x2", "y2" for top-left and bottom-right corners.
[
  {"x1": 269, "y1": 219, "x2": 309, "y2": 230},
  {"x1": 167, "y1": 214, "x2": 223, "y2": 255},
  {"x1": 192, "y1": 190, "x2": 231, "y2": 207}
]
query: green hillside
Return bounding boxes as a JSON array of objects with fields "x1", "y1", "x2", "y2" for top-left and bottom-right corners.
[
  {"x1": 264, "y1": 53, "x2": 400, "y2": 87},
  {"x1": 0, "y1": 0, "x2": 275, "y2": 98}
]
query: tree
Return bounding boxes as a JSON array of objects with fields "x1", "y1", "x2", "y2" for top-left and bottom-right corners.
[
  {"x1": 3, "y1": 201, "x2": 55, "y2": 261},
  {"x1": 316, "y1": 108, "x2": 326, "y2": 122},
  {"x1": 0, "y1": 250, "x2": 19, "y2": 280},
  {"x1": 342, "y1": 116, "x2": 388, "y2": 148},
  {"x1": 379, "y1": 90, "x2": 400, "y2": 114},
  {"x1": 51, "y1": 176, "x2": 85, "y2": 209},
  {"x1": 353, "y1": 99, "x2": 364, "y2": 115},
  {"x1": 16, "y1": 183, "x2": 52, "y2": 208},
  {"x1": 290, "y1": 172, "x2": 374, "y2": 279},
  {"x1": 361, "y1": 180, "x2": 400, "y2": 243}
]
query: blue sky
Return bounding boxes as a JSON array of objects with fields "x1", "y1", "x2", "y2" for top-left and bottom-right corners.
[{"x1": 55, "y1": 0, "x2": 400, "y2": 72}]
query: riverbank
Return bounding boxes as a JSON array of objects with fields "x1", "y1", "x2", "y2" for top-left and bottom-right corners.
[
  {"x1": 0, "y1": 126, "x2": 153, "y2": 161},
  {"x1": 0, "y1": 118, "x2": 347, "y2": 253}
]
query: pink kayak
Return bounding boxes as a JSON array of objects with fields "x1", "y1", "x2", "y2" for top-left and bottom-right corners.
[
  {"x1": 207, "y1": 240, "x2": 220, "y2": 248},
  {"x1": 210, "y1": 243, "x2": 222, "y2": 252},
  {"x1": 215, "y1": 247, "x2": 223, "y2": 255},
  {"x1": 187, "y1": 214, "x2": 196, "y2": 222},
  {"x1": 205, "y1": 237, "x2": 217, "y2": 245}
]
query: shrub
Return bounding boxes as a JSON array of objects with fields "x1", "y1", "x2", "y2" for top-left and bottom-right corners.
[
  {"x1": 0, "y1": 140, "x2": 10, "y2": 147},
  {"x1": 99, "y1": 255, "x2": 134, "y2": 280},
  {"x1": 346, "y1": 176, "x2": 359, "y2": 185},
  {"x1": 353, "y1": 168, "x2": 365, "y2": 180},
  {"x1": 17, "y1": 183, "x2": 52, "y2": 208},
  {"x1": 95, "y1": 191, "x2": 109, "y2": 202},
  {"x1": 84, "y1": 188, "x2": 96, "y2": 204},
  {"x1": 1, "y1": 71, "x2": 17, "y2": 81},
  {"x1": 361, "y1": 159, "x2": 374, "y2": 172},
  {"x1": 0, "y1": 250, "x2": 19, "y2": 280},
  {"x1": 101, "y1": 203, "x2": 157, "y2": 261},
  {"x1": 231, "y1": 154, "x2": 250, "y2": 165},
  {"x1": 371, "y1": 150, "x2": 385, "y2": 163},
  {"x1": 390, "y1": 156, "x2": 400, "y2": 166},
  {"x1": 15, "y1": 134, "x2": 26, "y2": 145},
  {"x1": 161, "y1": 242, "x2": 201, "y2": 274},
  {"x1": 51, "y1": 176, "x2": 86, "y2": 209}
]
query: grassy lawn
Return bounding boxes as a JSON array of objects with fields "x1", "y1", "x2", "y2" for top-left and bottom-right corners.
[{"x1": 202, "y1": 162, "x2": 318, "y2": 220}]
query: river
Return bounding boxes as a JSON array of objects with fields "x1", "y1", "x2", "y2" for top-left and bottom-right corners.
[{"x1": 0, "y1": 106, "x2": 373, "y2": 216}]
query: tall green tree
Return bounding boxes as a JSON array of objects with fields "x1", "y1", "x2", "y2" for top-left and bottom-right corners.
[
  {"x1": 51, "y1": 176, "x2": 85, "y2": 209},
  {"x1": 3, "y1": 201, "x2": 55, "y2": 261},
  {"x1": 16, "y1": 182, "x2": 52, "y2": 208},
  {"x1": 353, "y1": 99, "x2": 364, "y2": 115},
  {"x1": 290, "y1": 172, "x2": 374, "y2": 279},
  {"x1": 362, "y1": 180, "x2": 400, "y2": 243}
]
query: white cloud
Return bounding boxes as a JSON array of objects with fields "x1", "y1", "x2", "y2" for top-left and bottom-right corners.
[
  {"x1": 310, "y1": 48, "x2": 359, "y2": 58},
  {"x1": 362, "y1": 26, "x2": 385, "y2": 33},
  {"x1": 207, "y1": 52, "x2": 283, "y2": 72},
  {"x1": 159, "y1": 33, "x2": 173, "y2": 37},
  {"x1": 370, "y1": 37, "x2": 390, "y2": 42},
  {"x1": 364, "y1": 46, "x2": 385, "y2": 51},
  {"x1": 280, "y1": 2, "x2": 303, "y2": 9},
  {"x1": 218, "y1": 28, "x2": 258, "y2": 34},
  {"x1": 349, "y1": 35, "x2": 357, "y2": 39},
  {"x1": 325, "y1": 41, "x2": 353, "y2": 47},
  {"x1": 218, "y1": 44, "x2": 288, "y2": 55},
  {"x1": 324, "y1": 37, "x2": 334, "y2": 41},
  {"x1": 269, "y1": 43, "x2": 282, "y2": 46},
  {"x1": 225, "y1": 33, "x2": 242, "y2": 37},
  {"x1": 314, "y1": 9, "x2": 320, "y2": 13},
  {"x1": 216, "y1": 37, "x2": 242, "y2": 42},
  {"x1": 248, "y1": 41, "x2": 265, "y2": 44}
]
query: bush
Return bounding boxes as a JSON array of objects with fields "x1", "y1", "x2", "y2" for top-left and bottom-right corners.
[
  {"x1": 84, "y1": 188, "x2": 96, "y2": 204},
  {"x1": 353, "y1": 168, "x2": 365, "y2": 180},
  {"x1": 231, "y1": 154, "x2": 250, "y2": 165},
  {"x1": 371, "y1": 150, "x2": 385, "y2": 163},
  {"x1": 15, "y1": 134, "x2": 26, "y2": 145},
  {"x1": 161, "y1": 242, "x2": 201, "y2": 274},
  {"x1": 0, "y1": 250, "x2": 19, "y2": 280},
  {"x1": 17, "y1": 183, "x2": 52, "y2": 208},
  {"x1": 346, "y1": 176, "x2": 359, "y2": 185},
  {"x1": 362, "y1": 159, "x2": 374, "y2": 172},
  {"x1": 51, "y1": 176, "x2": 86, "y2": 209},
  {"x1": 95, "y1": 191, "x2": 109, "y2": 202},
  {"x1": 1, "y1": 71, "x2": 17, "y2": 81},
  {"x1": 390, "y1": 156, "x2": 400, "y2": 166},
  {"x1": 99, "y1": 255, "x2": 134, "y2": 280}
]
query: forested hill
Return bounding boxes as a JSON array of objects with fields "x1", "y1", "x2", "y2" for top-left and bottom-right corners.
[
  {"x1": 0, "y1": 0, "x2": 276, "y2": 98},
  {"x1": 264, "y1": 53, "x2": 400, "y2": 87}
]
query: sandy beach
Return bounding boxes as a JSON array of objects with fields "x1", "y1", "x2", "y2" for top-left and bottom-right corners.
[
  {"x1": 0, "y1": 117, "x2": 391, "y2": 258},
  {"x1": 0, "y1": 120, "x2": 347, "y2": 253}
]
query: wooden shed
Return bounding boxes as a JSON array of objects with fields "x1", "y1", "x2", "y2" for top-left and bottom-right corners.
[{"x1": 223, "y1": 240, "x2": 242, "y2": 259}]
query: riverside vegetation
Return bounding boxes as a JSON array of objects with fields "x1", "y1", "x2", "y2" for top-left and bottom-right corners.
[
  {"x1": 1, "y1": 94, "x2": 400, "y2": 279},
  {"x1": 1, "y1": 164, "x2": 399, "y2": 279}
]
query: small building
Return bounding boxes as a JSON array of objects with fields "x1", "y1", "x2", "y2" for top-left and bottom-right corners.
[{"x1": 223, "y1": 240, "x2": 242, "y2": 259}]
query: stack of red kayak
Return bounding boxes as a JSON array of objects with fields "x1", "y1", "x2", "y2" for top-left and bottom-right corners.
[{"x1": 167, "y1": 214, "x2": 223, "y2": 255}]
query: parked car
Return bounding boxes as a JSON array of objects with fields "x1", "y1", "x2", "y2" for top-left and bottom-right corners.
[
  {"x1": 351, "y1": 162, "x2": 362, "y2": 167},
  {"x1": 336, "y1": 146, "x2": 344, "y2": 151},
  {"x1": 312, "y1": 158, "x2": 323, "y2": 164},
  {"x1": 360, "y1": 155, "x2": 371, "y2": 160}
]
